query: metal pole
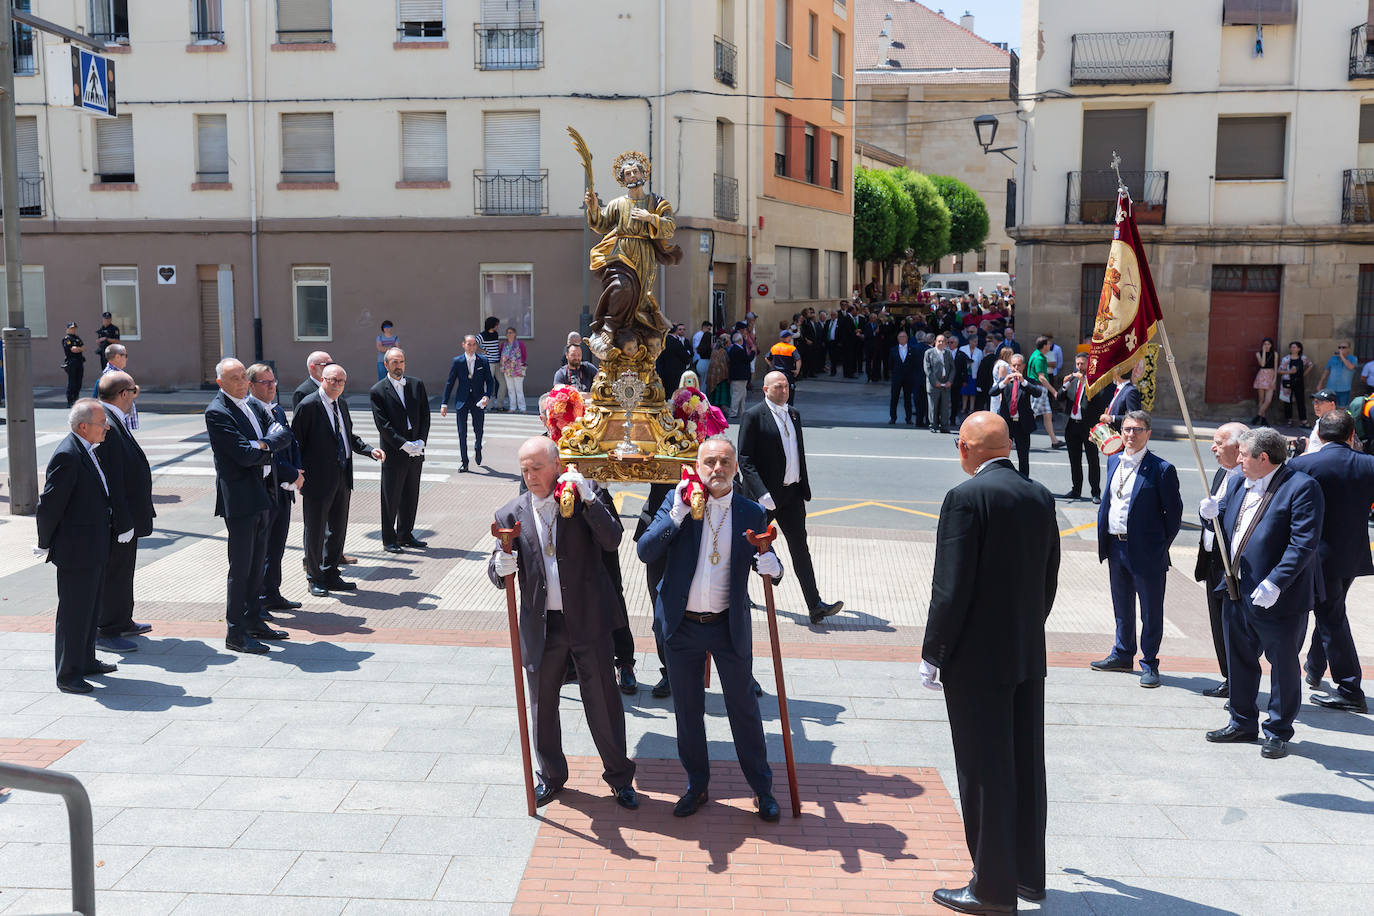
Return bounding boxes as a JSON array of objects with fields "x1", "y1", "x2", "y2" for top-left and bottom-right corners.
[{"x1": 0, "y1": 0, "x2": 39, "y2": 515}]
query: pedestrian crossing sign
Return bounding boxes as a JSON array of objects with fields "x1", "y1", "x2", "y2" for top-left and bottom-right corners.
[{"x1": 44, "y1": 45, "x2": 116, "y2": 117}]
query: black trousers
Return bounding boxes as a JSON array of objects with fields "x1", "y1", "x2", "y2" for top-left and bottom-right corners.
[
  {"x1": 828, "y1": 341, "x2": 841, "y2": 375},
  {"x1": 380, "y1": 453, "x2": 423, "y2": 545},
  {"x1": 1282, "y1": 381, "x2": 1306, "y2": 422},
  {"x1": 527, "y1": 611, "x2": 635, "y2": 791},
  {"x1": 913, "y1": 380, "x2": 929, "y2": 426},
  {"x1": 890, "y1": 378, "x2": 914, "y2": 422},
  {"x1": 1224, "y1": 598, "x2": 1305, "y2": 741},
  {"x1": 664, "y1": 616, "x2": 771, "y2": 796},
  {"x1": 64, "y1": 363, "x2": 84, "y2": 407},
  {"x1": 302, "y1": 474, "x2": 350, "y2": 584},
  {"x1": 1202, "y1": 557, "x2": 1230, "y2": 680},
  {"x1": 1063, "y1": 417, "x2": 1101, "y2": 497},
  {"x1": 1011, "y1": 430, "x2": 1031, "y2": 477},
  {"x1": 767, "y1": 484, "x2": 821, "y2": 610},
  {"x1": 639, "y1": 483, "x2": 673, "y2": 677},
  {"x1": 56, "y1": 560, "x2": 107, "y2": 685},
  {"x1": 1306, "y1": 573, "x2": 1364, "y2": 702},
  {"x1": 224, "y1": 508, "x2": 271, "y2": 642},
  {"x1": 944, "y1": 675, "x2": 1047, "y2": 906},
  {"x1": 96, "y1": 537, "x2": 138, "y2": 638},
  {"x1": 262, "y1": 489, "x2": 292, "y2": 602},
  {"x1": 456, "y1": 403, "x2": 484, "y2": 464}
]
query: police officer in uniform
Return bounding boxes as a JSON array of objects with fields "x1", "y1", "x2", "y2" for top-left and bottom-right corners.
[
  {"x1": 96, "y1": 311, "x2": 121, "y2": 371},
  {"x1": 62, "y1": 322, "x2": 86, "y2": 407}
]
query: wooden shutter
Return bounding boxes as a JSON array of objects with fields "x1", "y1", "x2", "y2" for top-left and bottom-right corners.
[
  {"x1": 281, "y1": 112, "x2": 334, "y2": 180},
  {"x1": 1221, "y1": 0, "x2": 1297, "y2": 26},
  {"x1": 401, "y1": 111, "x2": 447, "y2": 181},
  {"x1": 481, "y1": 0, "x2": 537, "y2": 26},
  {"x1": 399, "y1": 0, "x2": 444, "y2": 21},
  {"x1": 196, "y1": 114, "x2": 229, "y2": 181},
  {"x1": 1361, "y1": 104, "x2": 1374, "y2": 144},
  {"x1": 199, "y1": 268, "x2": 222, "y2": 383},
  {"x1": 278, "y1": 0, "x2": 331, "y2": 32},
  {"x1": 482, "y1": 110, "x2": 539, "y2": 172},
  {"x1": 95, "y1": 114, "x2": 135, "y2": 178},
  {"x1": 15, "y1": 116, "x2": 39, "y2": 175}
]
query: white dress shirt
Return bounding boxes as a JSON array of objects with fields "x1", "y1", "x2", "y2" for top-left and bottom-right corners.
[
  {"x1": 1202, "y1": 464, "x2": 1243, "y2": 552},
  {"x1": 465, "y1": 353, "x2": 476, "y2": 377},
  {"x1": 1230, "y1": 465, "x2": 1280, "y2": 561},
  {"x1": 897, "y1": 344, "x2": 908, "y2": 363},
  {"x1": 529, "y1": 493, "x2": 562, "y2": 611},
  {"x1": 1107, "y1": 448, "x2": 1146, "y2": 535},
  {"x1": 685, "y1": 491, "x2": 733, "y2": 614},
  {"x1": 319, "y1": 389, "x2": 341, "y2": 434},
  {"x1": 229, "y1": 393, "x2": 271, "y2": 477},
  {"x1": 81, "y1": 437, "x2": 109, "y2": 496},
  {"x1": 767, "y1": 401, "x2": 801, "y2": 486},
  {"x1": 388, "y1": 375, "x2": 406, "y2": 407},
  {"x1": 1307, "y1": 424, "x2": 1324, "y2": 454}
]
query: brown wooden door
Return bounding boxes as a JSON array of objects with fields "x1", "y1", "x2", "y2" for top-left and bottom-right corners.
[
  {"x1": 198, "y1": 264, "x2": 221, "y2": 386},
  {"x1": 1205, "y1": 290, "x2": 1279, "y2": 403}
]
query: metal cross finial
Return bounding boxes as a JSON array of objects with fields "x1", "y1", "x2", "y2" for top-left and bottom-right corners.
[{"x1": 1110, "y1": 150, "x2": 1128, "y2": 196}]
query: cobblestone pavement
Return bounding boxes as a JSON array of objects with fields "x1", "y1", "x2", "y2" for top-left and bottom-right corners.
[{"x1": 1, "y1": 383, "x2": 1372, "y2": 914}]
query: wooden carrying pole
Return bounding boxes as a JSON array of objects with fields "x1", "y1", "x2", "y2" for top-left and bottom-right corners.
[
  {"x1": 746, "y1": 525, "x2": 801, "y2": 818},
  {"x1": 492, "y1": 522, "x2": 537, "y2": 817}
]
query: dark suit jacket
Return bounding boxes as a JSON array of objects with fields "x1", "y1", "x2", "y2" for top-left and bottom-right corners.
[
  {"x1": 36, "y1": 433, "x2": 113, "y2": 570},
  {"x1": 922, "y1": 458, "x2": 1059, "y2": 687},
  {"x1": 1290, "y1": 442, "x2": 1374, "y2": 579},
  {"x1": 1103, "y1": 381, "x2": 1142, "y2": 425},
  {"x1": 912, "y1": 341, "x2": 930, "y2": 385},
  {"x1": 1057, "y1": 374, "x2": 1111, "y2": 423},
  {"x1": 487, "y1": 484, "x2": 624, "y2": 671},
  {"x1": 96, "y1": 404, "x2": 155, "y2": 537},
  {"x1": 657, "y1": 334, "x2": 693, "y2": 389},
  {"x1": 737, "y1": 400, "x2": 811, "y2": 503},
  {"x1": 1194, "y1": 466, "x2": 1233, "y2": 582},
  {"x1": 369, "y1": 376, "x2": 432, "y2": 458},
  {"x1": 1097, "y1": 450, "x2": 1184, "y2": 570},
  {"x1": 291, "y1": 377, "x2": 319, "y2": 412},
  {"x1": 992, "y1": 374, "x2": 1043, "y2": 435},
  {"x1": 1215, "y1": 464, "x2": 1324, "y2": 617},
  {"x1": 205, "y1": 391, "x2": 287, "y2": 519},
  {"x1": 291, "y1": 391, "x2": 375, "y2": 495},
  {"x1": 889, "y1": 345, "x2": 921, "y2": 384},
  {"x1": 441, "y1": 354, "x2": 496, "y2": 409},
  {"x1": 261, "y1": 399, "x2": 303, "y2": 503},
  {"x1": 636, "y1": 489, "x2": 782, "y2": 658}
]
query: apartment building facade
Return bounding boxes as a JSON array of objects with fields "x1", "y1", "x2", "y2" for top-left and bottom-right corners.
[
  {"x1": 1, "y1": 1, "x2": 851, "y2": 390},
  {"x1": 1013, "y1": 0, "x2": 1374, "y2": 416}
]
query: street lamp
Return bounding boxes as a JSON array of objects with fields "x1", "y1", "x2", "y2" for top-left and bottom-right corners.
[{"x1": 973, "y1": 114, "x2": 1015, "y2": 163}]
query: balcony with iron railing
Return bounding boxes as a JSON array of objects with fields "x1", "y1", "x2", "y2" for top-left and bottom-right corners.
[
  {"x1": 1066, "y1": 170, "x2": 1168, "y2": 225},
  {"x1": 1343, "y1": 169, "x2": 1374, "y2": 222},
  {"x1": 714, "y1": 36, "x2": 737, "y2": 87},
  {"x1": 474, "y1": 170, "x2": 548, "y2": 215},
  {"x1": 775, "y1": 41, "x2": 792, "y2": 84},
  {"x1": 1351, "y1": 25, "x2": 1374, "y2": 79},
  {"x1": 0, "y1": 174, "x2": 45, "y2": 217},
  {"x1": 1070, "y1": 31, "x2": 1173, "y2": 84},
  {"x1": 474, "y1": 24, "x2": 543, "y2": 70},
  {"x1": 713, "y1": 173, "x2": 738, "y2": 221}
]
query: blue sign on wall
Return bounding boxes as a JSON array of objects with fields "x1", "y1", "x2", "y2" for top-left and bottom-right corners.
[{"x1": 70, "y1": 48, "x2": 116, "y2": 117}]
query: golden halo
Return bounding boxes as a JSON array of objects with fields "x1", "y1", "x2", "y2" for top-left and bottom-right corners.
[{"x1": 612, "y1": 150, "x2": 651, "y2": 186}]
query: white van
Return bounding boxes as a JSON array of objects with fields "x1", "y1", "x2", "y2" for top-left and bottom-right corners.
[{"x1": 921, "y1": 271, "x2": 1010, "y2": 295}]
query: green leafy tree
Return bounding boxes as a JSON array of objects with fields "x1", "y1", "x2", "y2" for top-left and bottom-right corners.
[
  {"x1": 890, "y1": 168, "x2": 951, "y2": 267},
  {"x1": 875, "y1": 170, "x2": 916, "y2": 266},
  {"x1": 852, "y1": 166, "x2": 896, "y2": 268},
  {"x1": 929, "y1": 174, "x2": 991, "y2": 257}
]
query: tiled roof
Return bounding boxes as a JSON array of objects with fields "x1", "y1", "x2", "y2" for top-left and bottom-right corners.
[
  {"x1": 856, "y1": 68, "x2": 1007, "y2": 85},
  {"x1": 853, "y1": 0, "x2": 1011, "y2": 72}
]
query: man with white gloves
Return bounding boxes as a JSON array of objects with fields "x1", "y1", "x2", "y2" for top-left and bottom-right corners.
[
  {"x1": 1200, "y1": 426, "x2": 1324, "y2": 760},
  {"x1": 636, "y1": 436, "x2": 787, "y2": 822}
]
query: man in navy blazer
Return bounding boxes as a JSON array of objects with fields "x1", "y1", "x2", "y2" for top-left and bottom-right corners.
[
  {"x1": 637, "y1": 437, "x2": 786, "y2": 822},
  {"x1": 888, "y1": 330, "x2": 921, "y2": 425},
  {"x1": 991, "y1": 353, "x2": 1042, "y2": 478},
  {"x1": 248, "y1": 363, "x2": 305, "y2": 614},
  {"x1": 94, "y1": 371, "x2": 155, "y2": 652},
  {"x1": 36, "y1": 400, "x2": 117, "y2": 693},
  {"x1": 1093, "y1": 410, "x2": 1183, "y2": 687},
  {"x1": 1201, "y1": 427, "x2": 1324, "y2": 759},
  {"x1": 1099, "y1": 368, "x2": 1142, "y2": 431},
  {"x1": 440, "y1": 333, "x2": 496, "y2": 471},
  {"x1": 1290, "y1": 411, "x2": 1374, "y2": 713}
]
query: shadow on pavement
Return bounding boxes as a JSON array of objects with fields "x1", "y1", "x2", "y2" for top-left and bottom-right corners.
[{"x1": 1059, "y1": 869, "x2": 1242, "y2": 914}]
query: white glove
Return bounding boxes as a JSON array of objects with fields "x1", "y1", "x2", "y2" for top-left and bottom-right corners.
[
  {"x1": 411, "y1": 439, "x2": 425, "y2": 455},
  {"x1": 759, "y1": 493, "x2": 776, "y2": 512},
  {"x1": 1199, "y1": 496, "x2": 1220, "y2": 521},
  {"x1": 1251, "y1": 579, "x2": 1280, "y2": 609},
  {"x1": 493, "y1": 550, "x2": 518, "y2": 578},
  {"x1": 117, "y1": 529, "x2": 135, "y2": 544},
  {"x1": 400, "y1": 441, "x2": 420, "y2": 457},
  {"x1": 478, "y1": 396, "x2": 490, "y2": 409},
  {"x1": 920, "y1": 660, "x2": 943, "y2": 692},
  {"x1": 267, "y1": 421, "x2": 287, "y2": 438},
  {"x1": 669, "y1": 479, "x2": 693, "y2": 526},
  {"x1": 32, "y1": 545, "x2": 47, "y2": 561},
  {"x1": 557, "y1": 468, "x2": 595, "y2": 503},
  {"x1": 755, "y1": 551, "x2": 782, "y2": 580}
]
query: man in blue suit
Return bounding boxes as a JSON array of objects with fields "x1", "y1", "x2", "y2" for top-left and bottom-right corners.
[
  {"x1": 888, "y1": 330, "x2": 921, "y2": 425},
  {"x1": 440, "y1": 334, "x2": 496, "y2": 472},
  {"x1": 1290, "y1": 411, "x2": 1374, "y2": 713},
  {"x1": 637, "y1": 436, "x2": 785, "y2": 822},
  {"x1": 1092, "y1": 410, "x2": 1183, "y2": 687},
  {"x1": 248, "y1": 363, "x2": 305, "y2": 614},
  {"x1": 1201, "y1": 427, "x2": 1324, "y2": 759},
  {"x1": 1099, "y1": 367, "x2": 1142, "y2": 431}
]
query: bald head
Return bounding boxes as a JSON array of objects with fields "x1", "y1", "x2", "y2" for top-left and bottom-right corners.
[
  {"x1": 306, "y1": 351, "x2": 332, "y2": 381},
  {"x1": 518, "y1": 436, "x2": 560, "y2": 498},
  {"x1": 956, "y1": 411, "x2": 1011, "y2": 476}
]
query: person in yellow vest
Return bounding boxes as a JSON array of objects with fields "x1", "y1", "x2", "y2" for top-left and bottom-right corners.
[{"x1": 769, "y1": 330, "x2": 799, "y2": 406}]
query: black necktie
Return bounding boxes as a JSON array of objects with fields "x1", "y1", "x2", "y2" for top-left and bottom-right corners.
[{"x1": 331, "y1": 399, "x2": 347, "y2": 466}]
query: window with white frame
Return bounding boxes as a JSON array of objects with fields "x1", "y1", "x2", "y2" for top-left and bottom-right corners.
[
  {"x1": 0, "y1": 265, "x2": 47, "y2": 337},
  {"x1": 101, "y1": 267, "x2": 140, "y2": 338},
  {"x1": 196, "y1": 114, "x2": 229, "y2": 183},
  {"x1": 479, "y1": 0, "x2": 540, "y2": 70},
  {"x1": 192, "y1": 0, "x2": 225, "y2": 42},
  {"x1": 293, "y1": 266, "x2": 331, "y2": 339},
  {"x1": 398, "y1": 0, "x2": 444, "y2": 39},
  {"x1": 95, "y1": 114, "x2": 135, "y2": 183},
  {"x1": 825, "y1": 250, "x2": 846, "y2": 299},
  {"x1": 480, "y1": 264, "x2": 534, "y2": 338},
  {"x1": 90, "y1": 0, "x2": 129, "y2": 43},
  {"x1": 281, "y1": 112, "x2": 334, "y2": 183},
  {"x1": 400, "y1": 111, "x2": 448, "y2": 182}
]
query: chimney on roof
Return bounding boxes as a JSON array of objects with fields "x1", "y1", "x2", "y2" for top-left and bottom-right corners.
[
  {"x1": 960, "y1": 11, "x2": 974, "y2": 31},
  {"x1": 880, "y1": 13, "x2": 894, "y2": 66}
]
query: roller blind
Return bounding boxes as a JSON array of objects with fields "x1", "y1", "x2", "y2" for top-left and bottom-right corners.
[
  {"x1": 15, "y1": 116, "x2": 39, "y2": 175},
  {"x1": 95, "y1": 114, "x2": 134, "y2": 177},
  {"x1": 196, "y1": 114, "x2": 228, "y2": 181},
  {"x1": 481, "y1": 0, "x2": 536, "y2": 26},
  {"x1": 401, "y1": 111, "x2": 448, "y2": 181},
  {"x1": 281, "y1": 112, "x2": 334, "y2": 179},
  {"x1": 1221, "y1": 0, "x2": 1297, "y2": 26},
  {"x1": 278, "y1": 0, "x2": 331, "y2": 32},
  {"x1": 1361, "y1": 104, "x2": 1374, "y2": 143},
  {"x1": 1216, "y1": 115, "x2": 1286, "y2": 180},
  {"x1": 399, "y1": 0, "x2": 444, "y2": 21},
  {"x1": 482, "y1": 110, "x2": 539, "y2": 172}
]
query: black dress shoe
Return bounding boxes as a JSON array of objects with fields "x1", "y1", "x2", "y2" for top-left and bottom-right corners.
[
  {"x1": 1202, "y1": 681, "x2": 1230, "y2": 698},
  {"x1": 1205, "y1": 724, "x2": 1258, "y2": 743},
  {"x1": 888, "y1": 418, "x2": 896, "y2": 425},
  {"x1": 755, "y1": 793, "x2": 780, "y2": 822},
  {"x1": 617, "y1": 666, "x2": 638, "y2": 695},
  {"x1": 308, "y1": 583, "x2": 329, "y2": 597},
  {"x1": 1089, "y1": 655, "x2": 1134, "y2": 672},
  {"x1": 1017, "y1": 884, "x2": 1047, "y2": 902},
  {"x1": 1312, "y1": 693, "x2": 1369, "y2": 713},
  {"x1": 119, "y1": 622, "x2": 153, "y2": 636},
  {"x1": 86, "y1": 661, "x2": 118, "y2": 675},
  {"x1": 808, "y1": 600, "x2": 843, "y2": 624},
  {"x1": 932, "y1": 884, "x2": 1014, "y2": 914},
  {"x1": 459, "y1": 463, "x2": 470, "y2": 473},
  {"x1": 1091, "y1": 495, "x2": 1101, "y2": 505},
  {"x1": 1260, "y1": 737, "x2": 1289, "y2": 759},
  {"x1": 1061, "y1": 490, "x2": 1082, "y2": 501},
  {"x1": 264, "y1": 597, "x2": 303, "y2": 611},
  {"x1": 613, "y1": 785, "x2": 639, "y2": 810},
  {"x1": 401, "y1": 537, "x2": 428, "y2": 548},
  {"x1": 57, "y1": 679, "x2": 94, "y2": 694},
  {"x1": 475, "y1": 447, "x2": 483, "y2": 465},
  {"x1": 247, "y1": 627, "x2": 290, "y2": 641},
  {"x1": 384, "y1": 543, "x2": 404, "y2": 554},
  {"x1": 651, "y1": 675, "x2": 672, "y2": 698},
  {"x1": 673, "y1": 789, "x2": 708, "y2": 817},
  {"x1": 259, "y1": 610, "x2": 279, "y2": 622},
  {"x1": 325, "y1": 578, "x2": 357, "y2": 591},
  {"x1": 534, "y1": 782, "x2": 564, "y2": 807},
  {"x1": 1305, "y1": 668, "x2": 1323, "y2": 689},
  {"x1": 226, "y1": 637, "x2": 270, "y2": 655}
]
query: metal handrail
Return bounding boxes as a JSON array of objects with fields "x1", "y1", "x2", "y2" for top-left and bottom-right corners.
[
  {"x1": 473, "y1": 169, "x2": 548, "y2": 215},
  {"x1": 473, "y1": 24, "x2": 543, "y2": 70},
  {"x1": 714, "y1": 36, "x2": 737, "y2": 87},
  {"x1": 1350, "y1": 24, "x2": 1374, "y2": 80},
  {"x1": 1070, "y1": 30, "x2": 1173, "y2": 85},
  {"x1": 1066, "y1": 169, "x2": 1169, "y2": 225},
  {"x1": 713, "y1": 173, "x2": 738, "y2": 221},
  {"x1": 0, "y1": 762, "x2": 95, "y2": 915}
]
